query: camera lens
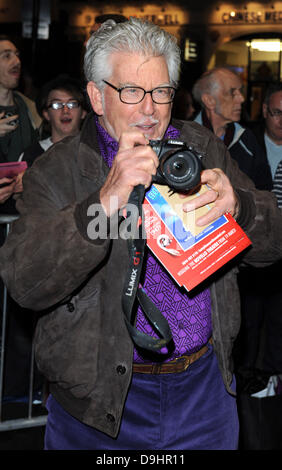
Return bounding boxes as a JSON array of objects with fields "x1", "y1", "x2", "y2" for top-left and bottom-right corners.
[
  {"x1": 170, "y1": 156, "x2": 191, "y2": 179},
  {"x1": 151, "y1": 139, "x2": 202, "y2": 192},
  {"x1": 162, "y1": 150, "x2": 199, "y2": 189}
]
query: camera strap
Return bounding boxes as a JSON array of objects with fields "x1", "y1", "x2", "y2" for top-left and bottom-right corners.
[{"x1": 122, "y1": 185, "x2": 173, "y2": 352}]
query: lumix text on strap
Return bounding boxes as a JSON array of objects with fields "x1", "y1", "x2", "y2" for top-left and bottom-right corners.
[{"x1": 121, "y1": 184, "x2": 173, "y2": 353}]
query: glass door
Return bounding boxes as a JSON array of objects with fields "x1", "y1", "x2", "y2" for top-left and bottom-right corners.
[{"x1": 247, "y1": 39, "x2": 282, "y2": 120}]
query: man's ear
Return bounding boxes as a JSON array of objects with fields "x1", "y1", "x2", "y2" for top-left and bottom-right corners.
[
  {"x1": 201, "y1": 93, "x2": 216, "y2": 110},
  {"x1": 262, "y1": 103, "x2": 268, "y2": 119},
  {"x1": 81, "y1": 108, "x2": 88, "y2": 120},
  {"x1": 87, "y1": 81, "x2": 103, "y2": 115},
  {"x1": 42, "y1": 109, "x2": 50, "y2": 122}
]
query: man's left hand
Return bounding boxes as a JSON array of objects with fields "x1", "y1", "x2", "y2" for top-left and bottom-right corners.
[
  {"x1": 181, "y1": 168, "x2": 239, "y2": 226},
  {"x1": 14, "y1": 171, "x2": 25, "y2": 193}
]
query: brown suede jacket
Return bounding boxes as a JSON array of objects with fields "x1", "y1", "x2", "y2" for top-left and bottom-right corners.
[{"x1": 1, "y1": 113, "x2": 282, "y2": 438}]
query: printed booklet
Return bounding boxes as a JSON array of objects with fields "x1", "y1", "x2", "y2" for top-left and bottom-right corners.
[{"x1": 143, "y1": 183, "x2": 251, "y2": 291}]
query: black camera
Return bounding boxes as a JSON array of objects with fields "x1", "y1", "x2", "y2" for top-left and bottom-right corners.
[
  {"x1": 3, "y1": 112, "x2": 19, "y2": 127},
  {"x1": 150, "y1": 139, "x2": 202, "y2": 192}
]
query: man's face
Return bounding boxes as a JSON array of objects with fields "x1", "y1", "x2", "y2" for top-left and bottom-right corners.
[
  {"x1": 89, "y1": 53, "x2": 173, "y2": 141},
  {"x1": 213, "y1": 70, "x2": 245, "y2": 126},
  {"x1": 43, "y1": 89, "x2": 86, "y2": 141},
  {"x1": 263, "y1": 91, "x2": 282, "y2": 145},
  {"x1": 0, "y1": 40, "x2": 21, "y2": 91}
]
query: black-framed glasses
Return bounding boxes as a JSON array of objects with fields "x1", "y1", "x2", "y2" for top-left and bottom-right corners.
[
  {"x1": 103, "y1": 80, "x2": 176, "y2": 104},
  {"x1": 47, "y1": 100, "x2": 81, "y2": 110}
]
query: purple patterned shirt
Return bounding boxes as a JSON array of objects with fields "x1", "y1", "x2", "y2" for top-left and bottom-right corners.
[{"x1": 95, "y1": 116, "x2": 212, "y2": 362}]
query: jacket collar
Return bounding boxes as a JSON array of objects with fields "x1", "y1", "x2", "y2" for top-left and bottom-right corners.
[
  {"x1": 228, "y1": 123, "x2": 245, "y2": 149},
  {"x1": 77, "y1": 111, "x2": 109, "y2": 184},
  {"x1": 194, "y1": 110, "x2": 245, "y2": 149}
]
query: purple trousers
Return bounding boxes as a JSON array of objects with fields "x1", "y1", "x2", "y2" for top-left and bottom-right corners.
[{"x1": 44, "y1": 345, "x2": 239, "y2": 450}]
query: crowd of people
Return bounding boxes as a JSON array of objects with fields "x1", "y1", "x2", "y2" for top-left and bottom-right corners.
[{"x1": 0, "y1": 18, "x2": 282, "y2": 451}]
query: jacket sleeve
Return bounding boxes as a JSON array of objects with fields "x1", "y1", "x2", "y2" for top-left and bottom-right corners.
[{"x1": 0, "y1": 160, "x2": 112, "y2": 311}]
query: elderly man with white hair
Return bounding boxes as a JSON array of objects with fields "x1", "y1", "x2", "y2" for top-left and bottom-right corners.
[{"x1": 192, "y1": 67, "x2": 272, "y2": 190}]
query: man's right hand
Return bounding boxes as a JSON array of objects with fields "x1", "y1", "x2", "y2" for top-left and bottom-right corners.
[
  {"x1": 99, "y1": 130, "x2": 159, "y2": 217},
  {"x1": 0, "y1": 178, "x2": 16, "y2": 204},
  {"x1": 0, "y1": 111, "x2": 19, "y2": 137},
  {"x1": 181, "y1": 168, "x2": 239, "y2": 225}
]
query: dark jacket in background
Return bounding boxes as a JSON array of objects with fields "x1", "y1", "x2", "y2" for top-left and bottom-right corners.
[
  {"x1": 249, "y1": 120, "x2": 267, "y2": 154},
  {"x1": 195, "y1": 111, "x2": 273, "y2": 191}
]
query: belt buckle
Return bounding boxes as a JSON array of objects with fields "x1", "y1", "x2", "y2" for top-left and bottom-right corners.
[{"x1": 177, "y1": 355, "x2": 191, "y2": 371}]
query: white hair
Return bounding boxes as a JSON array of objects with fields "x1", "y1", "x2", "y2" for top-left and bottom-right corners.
[
  {"x1": 84, "y1": 17, "x2": 181, "y2": 90},
  {"x1": 192, "y1": 67, "x2": 238, "y2": 107}
]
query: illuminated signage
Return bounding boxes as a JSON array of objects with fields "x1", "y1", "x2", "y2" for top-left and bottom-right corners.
[
  {"x1": 222, "y1": 10, "x2": 282, "y2": 23},
  {"x1": 128, "y1": 14, "x2": 179, "y2": 26},
  {"x1": 184, "y1": 39, "x2": 198, "y2": 62}
]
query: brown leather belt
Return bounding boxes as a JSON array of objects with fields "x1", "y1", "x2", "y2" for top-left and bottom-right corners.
[{"x1": 132, "y1": 340, "x2": 211, "y2": 374}]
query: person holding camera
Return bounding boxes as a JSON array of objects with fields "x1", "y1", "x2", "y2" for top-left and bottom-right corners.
[
  {"x1": 0, "y1": 35, "x2": 41, "y2": 210},
  {"x1": 1, "y1": 18, "x2": 282, "y2": 450}
]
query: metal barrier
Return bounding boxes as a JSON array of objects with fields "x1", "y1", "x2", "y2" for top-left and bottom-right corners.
[{"x1": 0, "y1": 215, "x2": 47, "y2": 431}]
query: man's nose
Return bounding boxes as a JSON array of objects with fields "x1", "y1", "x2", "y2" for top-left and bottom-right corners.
[
  {"x1": 140, "y1": 93, "x2": 155, "y2": 114},
  {"x1": 236, "y1": 90, "x2": 245, "y2": 103},
  {"x1": 11, "y1": 53, "x2": 21, "y2": 67},
  {"x1": 62, "y1": 104, "x2": 71, "y2": 112}
]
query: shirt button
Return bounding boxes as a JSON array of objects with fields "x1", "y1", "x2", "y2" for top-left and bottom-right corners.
[
  {"x1": 116, "y1": 365, "x2": 126, "y2": 375},
  {"x1": 106, "y1": 413, "x2": 115, "y2": 423}
]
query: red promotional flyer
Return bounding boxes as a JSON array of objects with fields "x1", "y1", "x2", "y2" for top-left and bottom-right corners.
[
  {"x1": 0, "y1": 161, "x2": 27, "y2": 179},
  {"x1": 143, "y1": 184, "x2": 251, "y2": 291}
]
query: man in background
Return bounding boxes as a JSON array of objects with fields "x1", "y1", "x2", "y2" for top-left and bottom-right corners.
[
  {"x1": 192, "y1": 67, "x2": 272, "y2": 190},
  {"x1": 252, "y1": 82, "x2": 282, "y2": 205},
  {"x1": 0, "y1": 35, "x2": 41, "y2": 212},
  {"x1": 22, "y1": 75, "x2": 88, "y2": 166}
]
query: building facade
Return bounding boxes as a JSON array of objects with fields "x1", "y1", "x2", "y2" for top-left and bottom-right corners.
[{"x1": 1, "y1": 0, "x2": 282, "y2": 119}]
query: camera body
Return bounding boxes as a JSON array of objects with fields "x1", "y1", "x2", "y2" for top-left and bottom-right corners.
[
  {"x1": 150, "y1": 139, "x2": 202, "y2": 192},
  {"x1": 2, "y1": 112, "x2": 19, "y2": 127}
]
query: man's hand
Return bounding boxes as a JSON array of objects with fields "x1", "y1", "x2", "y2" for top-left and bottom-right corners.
[
  {"x1": 0, "y1": 111, "x2": 19, "y2": 137},
  {"x1": 14, "y1": 171, "x2": 25, "y2": 193},
  {"x1": 100, "y1": 130, "x2": 159, "y2": 216},
  {"x1": 0, "y1": 178, "x2": 17, "y2": 204},
  {"x1": 181, "y1": 168, "x2": 239, "y2": 226}
]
